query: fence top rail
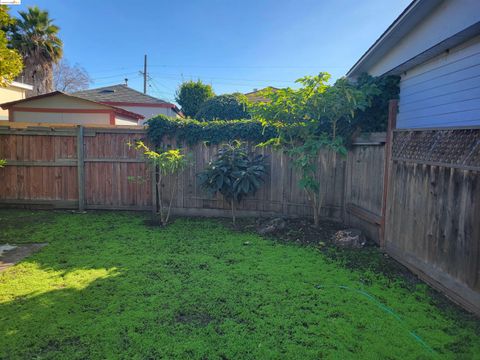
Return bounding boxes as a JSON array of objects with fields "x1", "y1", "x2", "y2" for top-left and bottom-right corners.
[
  {"x1": 0, "y1": 122, "x2": 386, "y2": 145},
  {"x1": 352, "y1": 132, "x2": 386, "y2": 145},
  {"x1": 394, "y1": 125, "x2": 480, "y2": 132},
  {"x1": 0, "y1": 122, "x2": 146, "y2": 131}
]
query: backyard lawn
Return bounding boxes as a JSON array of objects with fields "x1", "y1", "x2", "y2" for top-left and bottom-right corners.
[{"x1": 0, "y1": 210, "x2": 479, "y2": 359}]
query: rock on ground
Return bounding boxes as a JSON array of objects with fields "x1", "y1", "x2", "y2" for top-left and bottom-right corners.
[
  {"x1": 332, "y1": 229, "x2": 366, "y2": 248},
  {"x1": 256, "y1": 218, "x2": 286, "y2": 235}
]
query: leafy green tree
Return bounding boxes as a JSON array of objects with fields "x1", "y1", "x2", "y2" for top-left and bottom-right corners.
[
  {"x1": 8, "y1": 6, "x2": 63, "y2": 95},
  {"x1": 195, "y1": 93, "x2": 250, "y2": 121},
  {"x1": 198, "y1": 141, "x2": 268, "y2": 224},
  {"x1": 251, "y1": 73, "x2": 377, "y2": 227},
  {"x1": 0, "y1": 6, "x2": 22, "y2": 87},
  {"x1": 175, "y1": 80, "x2": 214, "y2": 118},
  {"x1": 0, "y1": 159, "x2": 6, "y2": 168},
  {"x1": 129, "y1": 141, "x2": 190, "y2": 226}
]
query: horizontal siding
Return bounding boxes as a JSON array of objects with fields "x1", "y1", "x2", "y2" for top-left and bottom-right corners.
[
  {"x1": 13, "y1": 111, "x2": 110, "y2": 124},
  {"x1": 397, "y1": 35, "x2": 480, "y2": 128}
]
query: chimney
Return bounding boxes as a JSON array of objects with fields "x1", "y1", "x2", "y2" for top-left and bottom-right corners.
[{"x1": 124, "y1": 78, "x2": 128, "y2": 86}]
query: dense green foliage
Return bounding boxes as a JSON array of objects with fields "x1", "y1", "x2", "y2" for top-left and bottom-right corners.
[
  {"x1": 175, "y1": 80, "x2": 215, "y2": 118},
  {"x1": 249, "y1": 73, "x2": 379, "y2": 138},
  {"x1": 147, "y1": 115, "x2": 279, "y2": 146},
  {"x1": 0, "y1": 159, "x2": 6, "y2": 167},
  {"x1": 195, "y1": 94, "x2": 251, "y2": 121},
  {"x1": 0, "y1": 6, "x2": 23, "y2": 87},
  {"x1": 1, "y1": 210, "x2": 479, "y2": 359},
  {"x1": 198, "y1": 142, "x2": 267, "y2": 223},
  {"x1": 351, "y1": 73, "x2": 400, "y2": 132}
]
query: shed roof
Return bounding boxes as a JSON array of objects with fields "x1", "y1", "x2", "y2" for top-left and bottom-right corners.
[{"x1": 0, "y1": 91, "x2": 144, "y2": 120}]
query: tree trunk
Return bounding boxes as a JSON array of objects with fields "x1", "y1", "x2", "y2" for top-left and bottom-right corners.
[
  {"x1": 20, "y1": 56, "x2": 54, "y2": 97},
  {"x1": 312, "y1": 189, "x2": 325, "y2": 228},
  {"x1": 231, "y1": 200, "x2": 236, "y2": 225},
  {"x1": 165, "y1": 176, "x2": 178, "y2": 225},
  {"x1": 157, "y1": 173, "x2": 166, "y2": 226},
  {"x1": 313, "y1": 207, "x2": 320, "y2": 227}
]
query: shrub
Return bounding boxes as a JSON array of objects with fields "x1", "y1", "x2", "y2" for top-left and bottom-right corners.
[
  {"x1": 195, "y1": 94, "x2": 250, "y2": 121},
  {"x1": 197, "y1": 141, "x2": 268, "y2": 224},
  {"x1": 175, "y1": 80, "x2": 215, "y2": 118}
]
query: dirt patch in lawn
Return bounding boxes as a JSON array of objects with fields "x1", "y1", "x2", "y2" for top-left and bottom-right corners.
[
  {"x1": 226, "y1": 217, "x2": 345, "y2": 245},
  {"x1": 226, "y1": 217, "x2": 421, "y2": 288},
  {"x1": 0, "y1": 243, "x2": 47, "y2": 272}
]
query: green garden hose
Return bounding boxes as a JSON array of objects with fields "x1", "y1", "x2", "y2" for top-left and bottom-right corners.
[{"x1": 315, "y1": 284, "x2": 436, "y2": 355}]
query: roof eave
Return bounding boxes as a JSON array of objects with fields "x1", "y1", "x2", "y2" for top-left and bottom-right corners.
[
  {"x1": 8, "y1": 81, "x2": 33, "y2": 91},
  {"x1": 347, "y1": 0, "x2": 443, "y2": 78}
]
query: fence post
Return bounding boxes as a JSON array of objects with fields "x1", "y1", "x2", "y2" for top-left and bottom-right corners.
[
  {"x1": 77, "y1": 125, "x2": 85, "y2": 211},
  {"x1": 379, "y1": 99, "x2": 398, "y2": 248}
]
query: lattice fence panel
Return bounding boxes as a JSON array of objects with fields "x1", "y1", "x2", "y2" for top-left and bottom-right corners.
[{"x1": 392, "y1": 129, "x2": 480, "y2": 169}]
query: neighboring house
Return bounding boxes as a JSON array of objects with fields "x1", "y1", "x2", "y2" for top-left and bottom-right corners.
[
  {"x1": 347, "y1": 0, "x2": 480, "y2": 129},
  {"x1": 74, "y1": 85, "x2": 182, "y2": 125},
  {"x1": 245, "y1": 87, "x2": 279, "y2": 103},
  {"x1": 0, "y1": 91, "x2": 144, "y2": 126},
  {"x1": 0, "y1": 81, "x2": 33, "y2": 121}
]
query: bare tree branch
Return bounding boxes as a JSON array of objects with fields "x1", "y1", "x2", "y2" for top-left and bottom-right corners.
[{"x1": 53, "y1": 58, "x2": 91, "y2": 93}]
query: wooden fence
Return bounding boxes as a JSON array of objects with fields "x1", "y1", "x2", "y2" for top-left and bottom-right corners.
[
  {"x1": 385, "y1": 126, "x2": 480, "y2": 315},
  {"x1": 0, "y1": 122, "x2": 385, "y2": 241},
  {"x1": 0, "y1": 124, "x2": 152, "y2": 211},
  {"x1": 1, "y1": 118, "x2": 479, "y2": 315}
]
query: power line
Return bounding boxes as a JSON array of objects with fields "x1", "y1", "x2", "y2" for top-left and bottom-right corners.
[
  {"x1": 147, "y1": 75, "x2": 176, "y2": 103},
  {"x1": 90, "y1": 71, "x2": 138, "y2": 81},
  {"x1": 148, "y1": 72, "x2": 297, "y2": 84},
  {"x1": 147, "y1": 64, "x2": 347, "y2": 69}
]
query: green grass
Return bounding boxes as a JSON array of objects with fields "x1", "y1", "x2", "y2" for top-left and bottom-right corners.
[{"x1": 0, "y1": 210, "x2": 478, "y2": 359}]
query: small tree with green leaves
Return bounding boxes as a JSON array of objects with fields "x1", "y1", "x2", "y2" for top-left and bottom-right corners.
[
  {"x1": 251, "y1": 73, "x2": 378, "y2": 227},
  {"x1": 0, "y1": 6, "x2": 23, "y2": 87},
  {"x1": 0, "y1": 159, "x2": 6, "y2": 168},
  {"x1": 129, "y1": 141, "x2": 189, "y2": 226},
  {"x1": 175, "y1": 80, "x2": 215, "y2": 118},
  {"x1": 198, "y1": 141, "x2": 268, "y2": 224}
]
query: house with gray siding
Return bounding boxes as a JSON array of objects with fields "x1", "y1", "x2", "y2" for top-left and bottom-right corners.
[{"x1": 347, "y1": 0, "x2": 480, "y2": 129}]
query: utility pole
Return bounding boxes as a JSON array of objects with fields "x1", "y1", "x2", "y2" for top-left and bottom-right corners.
[{"x1": 143, "y1": 54, "x2": 147, "y2": 94}]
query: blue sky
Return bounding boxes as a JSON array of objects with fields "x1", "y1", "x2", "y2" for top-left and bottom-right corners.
[{"x1": 13, "y1": 0, "x2": 411, "y2": 104}]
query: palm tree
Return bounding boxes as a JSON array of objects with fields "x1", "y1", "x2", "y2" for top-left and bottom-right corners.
[{"x1": 9, "y1": 6, "x2": 62, "y2": 96}]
